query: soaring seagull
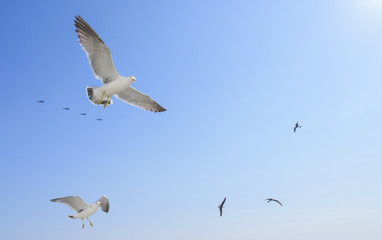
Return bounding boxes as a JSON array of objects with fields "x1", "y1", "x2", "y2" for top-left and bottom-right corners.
[
  {"x1": 62, "y1": 107, "x2": 70, "y2": 110},
  {"x1": 265, "y1": 198, "x2": 283, "y2": 206},
  {"x1": 36, "y1": 100, "x2": 44, "y2": 103},
  {"x1": 80, "y1": 113, "x2": 87, "y2": 116},
  {"x1": 294, "y1": 122, "x2": 301, "y2": 133},
  {"x1": 74, "y1": 15, "x2": 166, "y2": 112},
  {"x1": 51, "y1": 196, "x2": 109, "y2": 228},
  {"x1": 218, "y1": 197, "x2": 226, "y2": 217}
]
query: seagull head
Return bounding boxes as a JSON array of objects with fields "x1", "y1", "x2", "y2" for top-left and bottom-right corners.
[
  {"x1": 129, "y1": 76, "x2": 136, "y2": 82},
  {"x1": 96, "y1": 201, "x2": 102, "y2": 206}
]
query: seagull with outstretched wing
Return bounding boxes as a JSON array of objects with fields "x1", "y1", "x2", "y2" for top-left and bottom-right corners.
[
  {"x1": 294, "y1": 122, "x2": 301, "y2": 133},
  {"x1": 51, "y1": 196, "x2": 109, "y2": 228},
  {"x1": 218, "y1": 197, "x2": 226, "y2": 217},
  {"x1": 265, "y1": 198, "x2": 283, "y2": 206},
  {"x1": 74, "y1": 15, "x2": 166, "y2": 112}
]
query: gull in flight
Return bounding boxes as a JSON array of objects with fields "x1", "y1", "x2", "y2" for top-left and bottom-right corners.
[
  {"x1": 74, "y1": 15, "x2": 166, "y2": 112},
  {"x1": 51, "y1": 196, "x2": 109, "y2": 228},
  {"x1": 265, "y1": 198, "x2": 283, "y2": 206},
  {"x1": 294, "y1": 122, "x2": 301, "y2": 133},
  {"x1": 96, "y1": 118, "x2": 102, "y2": 121},
  {"x1": 36, "y1": 100, "x2": 44, "y2": 103},
  {"x1": 218, "y1": 197, "x2": 226, "y2": 217},
  {"x1": 80, "y1": 113, "x2": 87, "y2": 116},
  {"x1": 62, "y1": 107, "x2": 70, "y2": 110}
]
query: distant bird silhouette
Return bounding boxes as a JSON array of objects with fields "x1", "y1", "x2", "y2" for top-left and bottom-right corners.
[
  {"x1": 96, "y1": 119, "x2": 102, "y2": 121},
  {"x1": 265, "y1": 198, "x2": 283, "y2": 206},
  {"x1": 62, "y1": 108, "x2": 70, "y2": 110},
  {"x1": 294, "y1": 122, "x2": 301, "y2": 133},
  {"x1": 218, "y1": 197, "x2": 226, "y2": 217},
  {"x1": 36, "y1": 100, "x2": 44, "y2": 103},
  {"x1": 80, "y1": 113, "x2": 87, "y2": 116}
]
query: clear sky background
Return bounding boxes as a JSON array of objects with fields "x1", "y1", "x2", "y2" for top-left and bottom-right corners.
[{"x1": 1, "y1": 0, "x2": 382, "y2": 239}]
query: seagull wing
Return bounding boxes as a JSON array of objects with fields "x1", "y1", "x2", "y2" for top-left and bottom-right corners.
[
  {"x1": 274, "y1": 199, "x2": 283, "y2": 206},
  {"x1": 97, "y1": 196, "x2": 110, "y2": 213},
  {"x1": 221, "y1": 197, "x2": 226, "y2": 206},
  {"x1": 74, "y1": 15, "x2": 119, "y2": 83},
  {"x1": 115, "y1": 87, "x2": 166, "y2": 112},
  {"x1": 50, "y1": 196, "x2": 89, "y2": 212},
  {"x1": 294, "y1": 126, "x2": 297, "y2": 132}
]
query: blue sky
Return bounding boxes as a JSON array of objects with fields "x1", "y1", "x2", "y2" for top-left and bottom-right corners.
[{"x1": 1, "y1": 0, "x2": 382, "y2": 239}]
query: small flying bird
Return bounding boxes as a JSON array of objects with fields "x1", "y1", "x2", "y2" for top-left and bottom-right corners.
[
  {"x1": 96, "y1": 118, "x2": 102, "y2": 121},
  {"x1": 62, "y1": 108, "x2": 70, "y2": 110},
  {"x1": 80, "y1": 113, "x2": 87, "y2": 116},
  {"x1": 218, "y1": 197, "x2": 226, "y2": 217},
  {"x1": 265, "y1": 198, "x2": 283, "y2": 206},
  {"x1": 50, "y1": 196, "x2": 109, "y2": 228},
  {"x1": 74, "y1": 15, "x2": 166, "y2": 112},
  {"x1": 294, "y1": 122, "x2": 301, "y2": 133},
  {"x1": 36, "y1": 100, "x2": 44, "y2": 103}
]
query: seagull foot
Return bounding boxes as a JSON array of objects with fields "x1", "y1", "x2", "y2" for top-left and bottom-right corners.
[
  {"x1": 98, "y1": 91, "x2": 105, "y2": 105},
  {"x1": 103, "y1": 96, "x2": 109, "y2": 108}
]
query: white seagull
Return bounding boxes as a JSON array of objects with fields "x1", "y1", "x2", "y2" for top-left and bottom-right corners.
[
  {"x1": 51, "y1": 196, "x2": 109, "y2": 228},
  {"x1": 74, "y1": 15, "x2": 166, "y2": 112}
]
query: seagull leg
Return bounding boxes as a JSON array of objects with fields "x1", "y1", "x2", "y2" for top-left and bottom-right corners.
[
  {"x1": 81, "y1": 218, "x2": 84, "y2": 228},
  {"x1": 98, "y1": 91, "x2": 105, "y2": 105},
  {"x1": 104, "y1": 96, "x2": 110, "y2": 108},
  {"x1": 87, "y1": 217, "x2": 93, "y2": 227}
]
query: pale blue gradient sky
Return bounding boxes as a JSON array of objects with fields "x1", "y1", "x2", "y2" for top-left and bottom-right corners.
[{"x1": 1, "y1": 0, "x2": 382, "y2": 239}]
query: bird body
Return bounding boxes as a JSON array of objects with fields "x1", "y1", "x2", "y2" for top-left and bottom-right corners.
[
  {"x1": 218, "y1": 197, "x2": 226, "y2": 217},
  {"x1": 265, "y1": 198, "x2": 283, "y2": 206},
  {"x1": 69, "y1": 203, "x2": 100, "y2": 219},
  {"x1": 86, "y1": 76, "x2": 134, "y2": 106},
  {"x1": 294, "y1": 122, "x2": 301, "y2": 133}
]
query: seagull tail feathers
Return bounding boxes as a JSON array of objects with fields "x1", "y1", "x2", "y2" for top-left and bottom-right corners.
[{"x1": 86, "y1": 86, "x2": 113, "y2": 106}]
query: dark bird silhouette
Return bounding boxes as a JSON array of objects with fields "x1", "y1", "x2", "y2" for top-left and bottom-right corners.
[
  {"x1": 265, "y1": 198, "x2": 283, "y2": 206},
  {"x1": 96, "y1": 118, "x2": 102, "y2": 121},
  {"x1": 80, "y1": 113, "x2": 87, "y2": 116},
  {"x1": 36, "y1": 100, "x2": 44, "y2": 103},
  {"x1": 218, "y1": 197, "x2": 226, "y2": 217},
  {"x1": 62, "y1": 108, "x2": 70, "y2": 110},
  {"x1": 294, "y1": 122, "x2": 301, "y2": 133}
]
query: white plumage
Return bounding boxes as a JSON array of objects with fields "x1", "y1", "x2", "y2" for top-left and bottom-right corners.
[
  {"x1": 74, "y1": 15, "x2": 166, "y2": 112},
  {"x1": 51, "y1": 196, "x2": 109, "y2": 228}
]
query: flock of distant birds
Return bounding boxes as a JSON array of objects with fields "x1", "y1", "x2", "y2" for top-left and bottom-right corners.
[
  {"x1": 218, "y1": 196, "x2": 285, "y2": 217},
  {"x1": 218, "y1": 123, "x2": 301, "y2": 217},
  {"x1": 36, "y1": 100, "x2": 103, "y2": 121},
  {"x1": 44, "y1": 15, "x2": 303, "y2": 228}
]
